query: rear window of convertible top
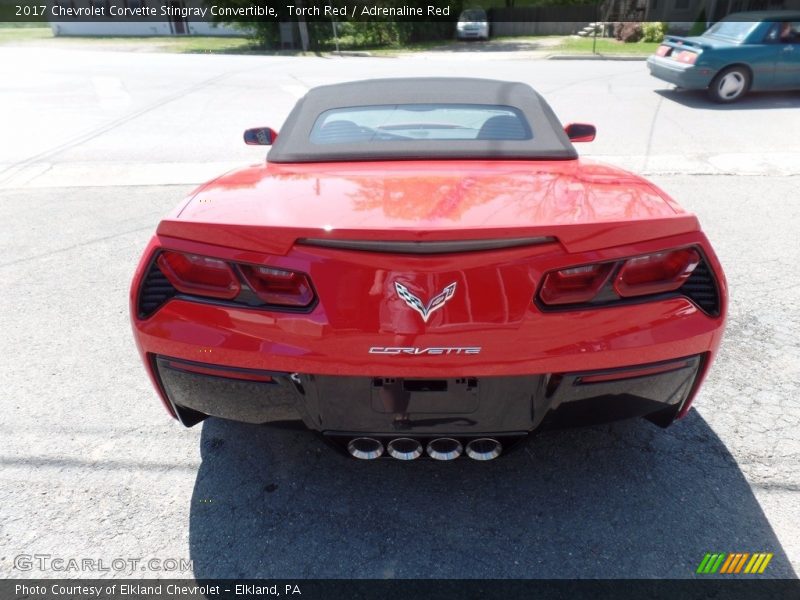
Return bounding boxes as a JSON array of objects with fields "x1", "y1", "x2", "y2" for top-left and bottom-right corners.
[{"x1": 309, "y1": 104, "x2": 533, "y2": 144}]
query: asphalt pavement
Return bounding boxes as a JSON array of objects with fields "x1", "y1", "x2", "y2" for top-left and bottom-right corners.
[{"x1": 0, "y1": 46, "x2": 798, "y2": 579}]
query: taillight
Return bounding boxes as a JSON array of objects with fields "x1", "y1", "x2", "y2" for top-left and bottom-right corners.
[
  {"x1": 539, "y1": 263, "x2": 614, "y2": 306},
  {"x1": 537, "y1": 247, "x2": 707, "y2": 308},
  {"x1": 238, "y1": 265, "x2": 315, "y2": 307},
  {"x1": 656, "y1": 45, "x2": 671, "y2": 57},
  {"x1": 141, "y1": 250, "x2": 317, "y2": 315},
  {"x1": 675, "y1": 50, "x2": 698, "y2": 65},
  {"x1": 614, "y1": 248, "x2": 700, "y2": 297},
  {"x1": 157, "y1": 250, "x2": 240, "y2": 299}
]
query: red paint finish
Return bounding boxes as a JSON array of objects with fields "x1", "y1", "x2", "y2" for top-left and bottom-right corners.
[
  {"x1": 130, "y1": 158, "x2": 727, "y2": 423},
  {"x1": 161, "y1": 160, "x2": 696, "y2": 256}
]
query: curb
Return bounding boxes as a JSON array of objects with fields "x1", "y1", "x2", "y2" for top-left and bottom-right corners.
[
  {"x1": 547, "y1": 54, "x2": 648, "y2": 61},
  {"x1": 327, "y1": 50, "x2": 373, "y2": 57}
]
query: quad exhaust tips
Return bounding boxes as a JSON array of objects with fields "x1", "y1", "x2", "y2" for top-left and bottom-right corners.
[
  {"x1": 426, "y1": 438, "x2": 463, "y2": 461},
  {"x1": 465, "y1": 438, "x2": 502, "y2": 461},
  {"x1": 387, "y1": 437, "x2": 424, "y2": 460},
  {"x1": 347, "y1": 437, "x2": 384, "y2": 460},
  {"x1": 347, "y1": 437, "x2": 502, "y2": 460}
]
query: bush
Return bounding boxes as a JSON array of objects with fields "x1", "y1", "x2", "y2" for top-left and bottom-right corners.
[
  {"x1": 207, "y1": 0, "x2": 462, "y2": 50},
  {"x1": 689, "y1": 10, "x2": 708, "y2": 36},
  {"x1": 641, "y1": 21, "x2": 667, "y2": 43},
  {"x1": 615, "y1": 22, "x2": 643, "y2": 43}
]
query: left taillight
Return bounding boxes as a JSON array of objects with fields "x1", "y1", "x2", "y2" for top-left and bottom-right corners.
[
  {"x1": 537, "y1": 247, "x2": 709, "y2": 309},
  {"x1": 142, "y1": 250, "x2": 316, "y2": 312},
  {"x1": 238, "y1": 265, "x2": 315, "y2": 308},
  {"x1": 157, "y1": 250, "x2": 241, "y2": 300}
]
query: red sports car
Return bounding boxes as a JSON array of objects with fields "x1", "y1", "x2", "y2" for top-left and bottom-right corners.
[{"x1": 130, "y1": 78, "x2": 727, "y2": 461}]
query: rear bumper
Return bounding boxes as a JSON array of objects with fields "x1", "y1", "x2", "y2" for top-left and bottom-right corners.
[
  {"x1": 152, "y1": 354, "x2": 705, "y2": 433},
  {"x1": 647, "y1": 56, "x2": 713, "y2": 89},
  {"x1": 130, "y1": 231, "x2": 727, "y2": 428},
  {"x1": 457, "y1": 31, "x2": 486, "y2": 39}
]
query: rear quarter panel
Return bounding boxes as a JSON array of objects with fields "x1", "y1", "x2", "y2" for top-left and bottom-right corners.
[{"x1": 704, "y1": 45, "x2": 778, "y2": 89}]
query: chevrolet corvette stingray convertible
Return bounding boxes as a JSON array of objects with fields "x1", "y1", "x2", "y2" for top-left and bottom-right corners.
[{"x1": 130, "y1": 78, "x2": 727, "y2": 460}]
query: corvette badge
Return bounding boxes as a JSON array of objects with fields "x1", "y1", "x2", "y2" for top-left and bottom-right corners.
[{"x1": 394, "y1": 281, "x2": 457, "y2": 323}]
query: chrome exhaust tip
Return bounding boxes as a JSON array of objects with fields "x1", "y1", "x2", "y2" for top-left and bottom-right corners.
[
  {"x1": 426, "y1": 438, "x2": 463, "y2": 461},
  {"x1": 347, "y1": 437, "x2": 384, "y2": 460},
  {"x1": 465, "y1": 438, "x2": 502, "y2": 461},
  {"x1": 387, "y1": 437, "x2": 423, "y2": 461}
]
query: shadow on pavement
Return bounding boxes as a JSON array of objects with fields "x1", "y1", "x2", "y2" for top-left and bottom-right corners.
[
  {"x1": 189, "y1": 411, "x2": 794, "y2": 578},
  {"x1": 655, "y1": 88, "x2": 800, "y2": 110}
]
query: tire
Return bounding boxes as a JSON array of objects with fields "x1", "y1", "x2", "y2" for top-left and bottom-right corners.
[{"x1": 708, "y1": 66, "x2": 751, "y2": 103}]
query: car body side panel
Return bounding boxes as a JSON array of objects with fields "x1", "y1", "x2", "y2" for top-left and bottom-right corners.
[{"x1": 774, "y1": 40, "x2": 800, "y2": 88}]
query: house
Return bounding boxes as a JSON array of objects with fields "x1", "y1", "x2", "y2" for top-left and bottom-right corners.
[
  {"x1": 49, "y1": 0, "x2": 241, "y2": 36},
  {"x1": 603, "y1": 0, "x2": 800, "y2": 30}
]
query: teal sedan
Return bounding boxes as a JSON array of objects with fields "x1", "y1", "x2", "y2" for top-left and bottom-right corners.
[{"x1": 647, "y1": 11, "x2": 800, "y2": 102}]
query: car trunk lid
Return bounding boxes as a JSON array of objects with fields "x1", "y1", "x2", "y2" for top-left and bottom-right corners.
[{"x1": 158, "y1": 160, "x2": 697, "y2": 255}]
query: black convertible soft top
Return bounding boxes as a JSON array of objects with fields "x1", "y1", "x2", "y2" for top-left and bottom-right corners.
[{"x1": 267, "y1": 78, "x2": 578, "y2": 163}]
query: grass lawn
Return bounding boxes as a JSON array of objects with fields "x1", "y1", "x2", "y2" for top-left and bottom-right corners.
[
  {"x1": 555, "y1": 36, "x2": 661, "y2": 56},
  {"x1": 0, "y1": 26, "x2": 52, "y2": 43},
  {"x1": 0, "y1": 27, "x2": 273, "y2": 54},
  {"x1": 0, "y1": 27, "x2": 660, "y2": 58},
  {"x1": 105, "y1": 36, "x2": 261, "y2": 54},
  {"x1": 357, "y1": 39, "x2": 458, "y2": 56}
]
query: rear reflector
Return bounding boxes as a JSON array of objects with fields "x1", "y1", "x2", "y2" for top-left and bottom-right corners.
[
  {"x1": 577, "y1": 359, "x2": 691, "y2": 384},
  {"x1": 539, "y1": 263, "x2": 614, "y2": 305},
  {"x1": 162, "y1": 358, "x2": 274, "y2": 383},
  {"x1": 157, "y1": 251, "x2": 240, "y2": 300},
  {"x1": 238, "y1": 265, "x2": 315, "y2": 307},
  {"x1": 614, "y1": 248, "x2": 700, "y2": 298}
]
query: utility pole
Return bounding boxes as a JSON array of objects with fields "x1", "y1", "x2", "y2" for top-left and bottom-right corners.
[
  {"x1": 296, "y1": 0, "x2": 310, "y2": 52},
  {"x1": 331, "y1": 19, "x2": 341, "y2": 56}
]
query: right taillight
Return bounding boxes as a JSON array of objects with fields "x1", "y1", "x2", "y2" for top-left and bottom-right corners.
[
  {"x1": 675, "y1": 50, "x2": 698, "y2": 64},
  {"x1": 539, "y1": 263, "x2": 614, "y2": 306},
  {"x1": 614, "y1": 248, "x2": 700, "y2": 298},
  {"x1": 537, "y1": 247, "x2": 706, "y2": 308}
]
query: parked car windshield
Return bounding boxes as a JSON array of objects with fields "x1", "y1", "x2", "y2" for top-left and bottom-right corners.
[
  {"x1": 309, "y1": 104, "x2": 532, "y2": 144},
  {"x1": 459, "y1": 9, "x2": 486, "y2": 21},
  {"x1": 703, "y1": 20, "x2": 759, "y2": 41}
]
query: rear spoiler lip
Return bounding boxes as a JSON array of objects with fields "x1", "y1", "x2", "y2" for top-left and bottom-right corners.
[
  {"x1": 156, "y1": 215, "x2": 700, "y2": 256},
  {"x1": 661, "y1": 35, "x2": 708, "y2": 51},
  {"x1": 295, "y1": 236, "x2": 557, "y2": 255}
]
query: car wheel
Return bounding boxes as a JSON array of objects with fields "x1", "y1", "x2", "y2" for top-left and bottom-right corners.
[{"x1": 708, "y1": 66, "x2": 751, "y2": 103}]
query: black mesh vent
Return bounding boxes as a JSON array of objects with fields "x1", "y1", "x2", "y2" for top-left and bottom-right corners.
[
  {"x1": 138, "y1": 261, "x2": 177, "y2": 318},
  {"x1": 680, "y1": 259, "x2": 719, "y2": 315}
]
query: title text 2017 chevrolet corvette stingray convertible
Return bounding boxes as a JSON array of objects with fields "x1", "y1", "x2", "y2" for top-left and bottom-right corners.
[{"x1": 130, "y1": 78, "x2": 726, "y2": 460}]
